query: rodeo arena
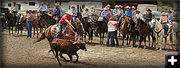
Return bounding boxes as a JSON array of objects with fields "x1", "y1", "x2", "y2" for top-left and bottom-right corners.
[{"x1": 0, "y1": 0, "x2": 180, "y2": 68}]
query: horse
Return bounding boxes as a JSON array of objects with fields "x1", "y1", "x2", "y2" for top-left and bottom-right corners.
[
  {"x1": 119, "y1": 16, "x2": 132, "y2": 47},
  {"x1": 151, "y1": 17, "x2": 169, "y2": 50},
  {"x1": 32, "y1": 12, "x2": 57, "y2": 38},
  {"x1": 34, "y1": 18, "x2": 85, "y2": 57},
  {"x1": 17, "y1": 13, "x2": 26, "y2": 35},
  {"x1": 4, "y1": 11, "x2": 16, "y2": 35},
  {"x1": 95, "y1": 17, "x2": 108, "y2": 44}
]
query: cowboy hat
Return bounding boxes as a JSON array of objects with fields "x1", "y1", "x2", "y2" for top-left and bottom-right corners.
[
  {"x1": 103, "y1": 6, "x2": 109, "y2": 10},
  {"x1": 90, "y1": 6, "x2": 95, "y2": 8},
  {"x1": 71, "y1": 5, "x2": 75, "y2": 8},
  {"x1": 136, "y1": 9, "x2": 140, "y2": 12},
  {"x1": 106, "y1": 4, "x2": 111, "y2": 7},
  {"x1": 125, "y1": 6, "x2": 131, "y2": 9},
  {"x1": 114, "y1": 5, "x2": 119, "y2": 8},
  {"x1": 161, "y1": 12, "x2": 167, "y2": 16},
  {"x1": 119, "y1": 5, "x2": 123, "y2": 8},
  {"x1": 146, "y1": 9, "x2": 152, "y2": 12},
  {"x1": 66, "y1": 11, "x2": 73, "y2": 15},
  {"x1": 132, "y1": 6, "x2": 135, "y2": 9}
]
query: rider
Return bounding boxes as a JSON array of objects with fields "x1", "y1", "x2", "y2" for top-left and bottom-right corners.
[
  {"x1": 11, "y1": 2, "x2": 19, "y2": 23},
  {"x1": 55, "y1": 11, "x2": 75, "y2": 38},
  {"x1": 81, "y1": 8, "x2": 91, "y2": 23},
  {"x1": 38, "y1": 2, "x2": 49, "y2": 26},
  {"x1": 100, "y1": 6, "x2": 112, "y2": 23},
  {"x1": 143, "y1": 9, "x2": 153, "y2": 25},
  {"x1": 112, "y1": 5, "x2": 123, "y2": 21},
  {"x1": 124, "y1": 6, "x2": 135, "y2": 30},
  {"x1": 70, "y1": 5, "x2": 78, "y2": 23},
  {"x1": 159, "y1": 12, "x2": 169, "y2": 35},
  {"x1": 168, "y1": 10, "x2": 174, "y2": 23},
  {"x1": 131, "y1": 6, "x2": 137, "y2": 17},
  {"x1": 89, "y1": 6, "x2": 97, "y2": 22},
  {"x1": 135, "y1": 9, "x2": 145, "y2": 21},
  {"x1": 53, "y1": 2, "x2": 61, "y2": 21}
]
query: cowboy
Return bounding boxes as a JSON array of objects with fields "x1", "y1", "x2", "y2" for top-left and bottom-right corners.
[
  {"x1": 89, "y1": 6, "x2": 97, "y2": 22},
  {"x1": 124, "y1": 6, "x2": 132, "y2": 19},
  {"x1": 11, "y1": 2, "x2": 19, "y2": 23},
  {"x1": 55, "y1": 11, "x2": 75, "y2": 38},
  {"x1": 81, "y1": 8, "x2": 91, "y2": 23},
  {"x1": 168, "y1": 10, "x2": 174, "y2": 22},
  {"x1": 100, "y1": 6, "x2": 112, "y2": 23},
  {"x1": 131, "y1": 6, "x2": 136, "y2": 17},
  {"x1": 38, "y1": 2, "x2": 49, "y2": 26},
  {"x1": 159, "y1": 12, "x2": 169, "y2": 35},
  {"x1": 53, "y1": 2, "x2": 61, "y2": 21},
  {"x1": 26, "y1": 9, "x2": 34, "y2": 38},
  {"x1": 106, "y1": 16, "x2": 119, "y2": 47},
  {"x1": 135, "y1": 9, "x2": 145, "y2": 21},
  {"x1": 112, "y1": 5, "x2": 123, "y2": 20},
  {"x1": 70, "y1": 5, "x2": 78, "y2": 22},
  {"x1": 143, "y1": 9, "x2": 153, "y2": 24}
]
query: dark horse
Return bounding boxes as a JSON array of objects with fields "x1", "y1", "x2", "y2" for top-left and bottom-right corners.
[
  {"x1": 4, "y1": 11, "x2": 16, "y2": 35},
  {"x1": 34, "y1": 18, "x2": 85, "y2": 57},
  {"x1": 95, "y1": 17, "x2": 108, "y2": 44},
  {"x1": 135, "y1": 18, "x2": 155, "y2": 48}
]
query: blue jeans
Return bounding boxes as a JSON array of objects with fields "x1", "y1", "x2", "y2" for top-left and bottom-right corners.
[
  {"x1": 26, "y1": 21, "x2": 32, "y2": 38},
  {"x1": 55, "y1": 22, "x2": 66, "y2": 38},
  {"x1": 106, "y1": 31, "x2": 115, "y2": 46}
]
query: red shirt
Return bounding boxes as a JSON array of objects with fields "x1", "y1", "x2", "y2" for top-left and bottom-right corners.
[{"x1": 60, "y1": 14, "x2": 72, "y2": 24}]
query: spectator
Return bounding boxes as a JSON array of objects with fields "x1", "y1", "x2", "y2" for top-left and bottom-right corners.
[
  {"x1": 53, "y1": 2, "x2": 61, "y2": 21},
  {"x1": 26, "y1": 10, "x2": 34, "y2": 38},
  {"x1": 70, "y1": 5, "x2": 78, "y2": 22},
  {"x1": 106, "y1": 16, "x2": 119, "y2": 47}
]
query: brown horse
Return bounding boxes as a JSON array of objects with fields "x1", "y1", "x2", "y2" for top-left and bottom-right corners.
[
  {"x1": 32, "y1": 12, "x2": 57, "y2": 38},
  {"x1": 119, "y1": 16, "x2": 132, "y2": 46},
  {"x1": 4, "y1": 12, "x2": 16, "y2": 35},
  {"x1": 34, "y1": 18, "x2": 84, "y2": 57},
  {"x1": 95, "y1": 17, "x2": 108, "y2": 44},
  {"x1": 17, "y1": 13, "x2": 26, "y2": 35}
]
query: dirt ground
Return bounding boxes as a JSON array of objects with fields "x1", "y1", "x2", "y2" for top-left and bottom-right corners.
[{"x1": 0, "y1": 31, "x2": 177, "y2": 68}]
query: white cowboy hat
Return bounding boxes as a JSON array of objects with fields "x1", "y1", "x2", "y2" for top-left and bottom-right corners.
[
  {"x1": 119, "y1": 5, "x2": 123, "y2": 8},
  {"x1": 136, "y1": 9, "x2": 140, "y2": 12},
  {"x1": 90, "y1": 6, "x2": 95, "y2": 8},
  {"x1": 66, "y1": 11, "x2": 73, "y2": 15},
  {"x1": 132, "y1": 6, "x2": 135, "y2": 9},
  {"x1": 106, "y1": 4, "x2": 111, "y2": 7},
  {"x1": 161, "y1": 12, "x2": 167, "y2": 16},
  {"x1": 125, "y1": 6, "x2": 131, "y2": 9},
  {"x1": 114, "y1": 5, "x2": 119, "y2": 8},
  {"x1": 71, "y1": 5, "x2": 76, "y2": 8},
  {"x1": 103, "y1": 6, "x2": 109, "y2": 10}
]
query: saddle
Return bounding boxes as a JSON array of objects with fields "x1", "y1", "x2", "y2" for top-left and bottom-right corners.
[{"x1": 51, "y1": 24, "x2": 68, "y2": 34}]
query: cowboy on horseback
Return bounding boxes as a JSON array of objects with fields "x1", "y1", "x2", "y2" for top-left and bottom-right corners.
[
  {"x1": 70, "y1": 5, "x2": 78, "y2": 23},
  {"x1": 100, "y1": 6, "x2": 112, "y2": 23},
  {"x1": 55, "y1": 11, "x2": 75, "y2": 38},
  {"x1": 89, "y1": 6, "x2": 97, "y2": 22},
  {"x1": 11, "y1": 2, "x2": 19, "y2": 23},
  {"x1": 38, "y1": 2, "x2": 49, "y2": 27},
  {"x1": 112, "y1": 5, "x2": 123, "y2": 21},
  {"x1": 53, "y1": 2, "x2": 61, "y2": 21},
  {"x1": 124, "y1": 6, "x2": 135, "y2": 31},
  {"x1": 143, "y1": 9, "x2": 153, "y2": 25},
  {"x1": 81, "y1": 8, "x2": 91, "y2": 23},
  {"x1": 159, "y1": 12, "x2": 169, "y2": 36}
]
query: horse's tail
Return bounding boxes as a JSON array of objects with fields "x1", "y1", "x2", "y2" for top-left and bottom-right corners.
[{"x1": 33, "y1": 32, "x2": 46, "y2": 44}]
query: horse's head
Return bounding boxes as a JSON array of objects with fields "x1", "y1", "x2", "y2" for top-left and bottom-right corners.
[
  {"x1": 72, "y1": 18, "x2": 85, "y2": 35},
  {"x1": 19, "y1": 13, "x2": 26, "y2": 23}
]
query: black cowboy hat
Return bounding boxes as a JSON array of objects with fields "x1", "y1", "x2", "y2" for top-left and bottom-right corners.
[{"x1": 147, "y1": 9, "x2": 152, "y2": 12}]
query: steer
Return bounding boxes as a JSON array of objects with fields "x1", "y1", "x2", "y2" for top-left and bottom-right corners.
[{"x1": 51, "y1": 39, "x2": 87, "y2": 66}]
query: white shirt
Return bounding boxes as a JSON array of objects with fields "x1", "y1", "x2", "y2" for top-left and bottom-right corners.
[
  {"x1": 108, "y1": 21, "x2": 119, "y2": 31},
  {"x1": 81, "y1": 11, "x2": 90, "y2": 18},
  {"x1": 135, "y1": 13, "x2": 145, "y2": 22},
  {"x1": 11, "y1": 5, "x2": 18, "y2": 11}
]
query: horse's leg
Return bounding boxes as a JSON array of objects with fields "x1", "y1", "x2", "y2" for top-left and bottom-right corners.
[
  {"x1": 67, "y1": 54, "x2": 73, "y2": 62},
  {"x1": 169, "y1": 33, "x2": 174, "y2": 49},
  {"x1": 159, "y1": 36, "x2": 163, "y2": 50},
  {"x1": 36, "y1": 27, "x2": 39, "y2": 38},
  {"x1": 9, "y1": 26, "x2": 10, "y2": 35},
  {"x1": 164, "y1": 37, "x2": 167, "y2": 49},
  {"x1": 122, "y1": 35, "x2": 125, "y2": 46},
  {"x1": 74, "y1": 53, "x2": 79, "y2": 63},
  {"x1": 126, "y1": 35, "x2": 129, "y2": 47},
  {"x1": 55, "y1": 49, "x2": 61, "y2": 66},
  {"x1": 102, "y1": 33, "x2": 105, "y2": 44},
  {"x1": 99, "y1": 33, "x2": 102, "y2": 44},
  {"x1": 148, "y1": 35, "x2": 151, "y2": 47},
  {"x1": 144, "y1": 36, "x2": 147, "y2": 49},
  {"x1": 33, "y1": 27, "x2": 35, "y2": 37},
  {"x1": 12, "y1": 26, "x2": 13, "y2": 34},
  {"x1": 84, "y1": 32, "x2": 87, "y2": 42},
  {"x1": 138, "y1": 36, "x2": 142, "y2": 48}
]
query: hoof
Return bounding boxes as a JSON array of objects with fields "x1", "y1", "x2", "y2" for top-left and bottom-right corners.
[{"x1": 74, "y1": 61, "x2": 78, "y2": 63}]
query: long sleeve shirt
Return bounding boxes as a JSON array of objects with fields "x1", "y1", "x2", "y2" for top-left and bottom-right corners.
[
  {"x1": 135, "y1": 13, "x2": 145, "y2": 22},
  {"x1": 81, "y1": 11, "x2": 90, "y2": 18},
  {"x1": 168, "y1": 13, "x2": 174, "y2": 22},
  {"x1": 124, "y1": 10, "x2": 132, "y2": 19},
  {"x1": 100, "y1": 10, "x2": 112, "y2": 19},
  {"x1": 71, "y1": 9, "x2": 78, "y2": 17},
  {"x1": 143, "y1": 13, "x2": 153, "y2": 22},
  {"x1": 38, "y1": 5, "x2": 48, "y2": 11},
  {"x1": 53, "y1": 7, "x2": 60, "y2": 15},
  {"x1": 11, "y1": 5, "x2": 18, "y2": 11}
]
